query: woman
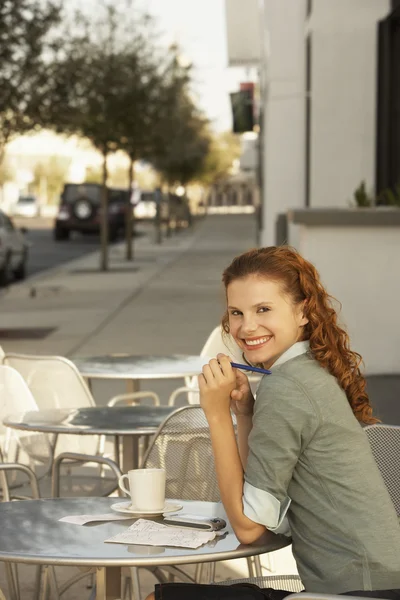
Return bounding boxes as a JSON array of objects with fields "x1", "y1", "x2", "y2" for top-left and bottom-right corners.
[{"x1": 146, "y1": 246, "x2": 400, "y2": 600}]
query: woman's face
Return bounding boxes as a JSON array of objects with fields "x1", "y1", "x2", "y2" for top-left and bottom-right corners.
[{"x1": 227, "y1": 275, "x2": 308, "y2": 368}]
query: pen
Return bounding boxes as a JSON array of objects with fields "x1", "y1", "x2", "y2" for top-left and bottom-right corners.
[{"x1": 230, "y1": 362, "x2": 271, "y2": 375}]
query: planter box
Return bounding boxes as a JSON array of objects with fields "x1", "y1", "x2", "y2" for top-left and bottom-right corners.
[{"x1": 285, "y1": 208, "x2": 400, "y2": 375}]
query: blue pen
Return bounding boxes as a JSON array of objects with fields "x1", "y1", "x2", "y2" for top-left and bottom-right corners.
[{"x1": 230, "y1": 362, "x2": 271, "y2": 375}]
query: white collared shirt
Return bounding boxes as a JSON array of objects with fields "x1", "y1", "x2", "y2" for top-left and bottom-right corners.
[
  {"x1": 270, "y1": 340, "x2": 310, "y2": 369},
  {"x1": 242, "y1": 340, "x2": 310, "y2": 536}
]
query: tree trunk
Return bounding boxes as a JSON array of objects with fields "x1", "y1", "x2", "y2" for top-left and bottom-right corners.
[
  {"x1": 125, "y1": 156, "x2": 135, "y2": 261},
  {"x1": 100, "y1": 150, "x2": 109, "y2": 271}
]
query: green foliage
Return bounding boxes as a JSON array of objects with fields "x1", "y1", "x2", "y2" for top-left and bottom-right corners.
[
  {"x1": 84, "y1": 167, "x2": 103, "y2": 185},
  {"x1": 377, "y1": 184, "x2": 400, "y2": 207},
  {"x1": 0, "y1": 159, "x2": 15, "y2": 186},
  {"x1": 0, "y1": 0, "x2": 61, "y2": 162},
  {"x1": 149, "y1": 47, "x2": 211, "y2": 185},
  {"x1": 198, "y1": 132, "x2": 241, "y2": 185},
  {"x1": 353, "y1": 180, "x2": 400, "y2": 208},
  {"x1": 32, "y1": 156, "x2": 71, "y2": 204},
  {"x1": 353, "y1": 181, "x2": 373, "y2": 207}
]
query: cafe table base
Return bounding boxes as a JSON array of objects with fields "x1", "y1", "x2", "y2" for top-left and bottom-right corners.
[{"x1": 96, "y1": 566, "x2": 121, "y2": 600}]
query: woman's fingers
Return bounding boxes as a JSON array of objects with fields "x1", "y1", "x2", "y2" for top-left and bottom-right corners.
[
  {"x1": 213, "y1": 354, "x2": 235, "y2": 380},
  {"x1": 201, "y1": 364, "x2": 213, "y2": 385},
  {"x1": 201, "y1": 355, "x2": 234, "y2": 386},
  {"x1": 230, "y1": 388, "x2": 243, "y2": 401},
  {"x1": 208, "y1": 358, "x2": 226, "y2": 381}
]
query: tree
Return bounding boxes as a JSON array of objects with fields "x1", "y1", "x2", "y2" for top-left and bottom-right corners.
[
  {"x1": 32, "y1": 156, "x2": 71, "y2": 205},
  {"x1": 43, "y1": 3, "x2": 163, "y2": 270},
  {"x1": 197, "y1": 131, "x2": 241, "y2": 186},
  {"x1": 0, "y1": 0, "x2": 61, "y2": 166},
  {"x1": 149, "y1": 48, "x2": 210, "y2": 187}
]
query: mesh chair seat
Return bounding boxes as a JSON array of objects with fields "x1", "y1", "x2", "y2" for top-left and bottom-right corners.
[
  {"x1": 217, "y1": 575, "x2": 303, "y2": 591},
  {"x1": 143, "y1": 406, "x2": 232, "y2": 502},
  {"x1": 364, "y1": 424, "x2": 400, "y2": 516}
]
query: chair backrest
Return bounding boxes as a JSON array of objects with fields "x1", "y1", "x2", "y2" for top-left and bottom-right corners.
[
  {"x1": 0, "y1": 366, "x2": 38, "y2": 435},
  {"x1": 3, "y1": 353, "x2": 95, "y2": 410},
  {"x1": 200, "y1": 326, "x2": 243, "y2": 361},
  {"x1": 143, "y1": 405, "x2": 235, "y2": 502},
  {"x1": 364, "y1": 424, "x2": 400, "y2": 516}
]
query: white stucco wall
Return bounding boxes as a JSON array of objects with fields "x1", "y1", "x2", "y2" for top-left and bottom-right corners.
[
  {"x1": 260, "y1": 0, "x2": 307, "y2": 246},
  {"x1": 292, "y1": 225, "x2": 400, "y2": 374},
  {"x1": 310, "y1": 0, "x2": 390, "y2": 208}
]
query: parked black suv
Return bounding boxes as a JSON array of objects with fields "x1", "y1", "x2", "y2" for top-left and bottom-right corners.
[{"x1": 54, "y1": 183, "x2": 131, "y2": 242}]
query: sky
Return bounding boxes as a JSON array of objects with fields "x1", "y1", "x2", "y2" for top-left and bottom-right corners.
[{"x1": 138, "y1": 0, "x2": 243, "y2": 131}]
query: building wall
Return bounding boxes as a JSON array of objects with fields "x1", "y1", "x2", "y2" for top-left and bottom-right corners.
[
  {"x1": 289, "y1": 221, "x2": 400, "y2": 374},
  {"x1": 260, "y1": 0, "x2": 307, "y2": 246},
  {"x1": 309, "y1": 0, "x2": 390, "y2": 207}
]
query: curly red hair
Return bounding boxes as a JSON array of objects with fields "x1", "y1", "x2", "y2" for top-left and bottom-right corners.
[{"x1": 221, "y1": 246, "x2": 378, "y2": 425}]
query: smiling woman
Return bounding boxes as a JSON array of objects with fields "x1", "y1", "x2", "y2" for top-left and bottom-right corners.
[
  {"x1": 146, "y1": 246, "x2": 400, "y2": 600},
  {"x1": 225, "y1": 277, "x2": 308, "y2": 370}
]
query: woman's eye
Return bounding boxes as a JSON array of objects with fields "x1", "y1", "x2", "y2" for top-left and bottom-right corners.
[
  {"x1": 229, "y1": 310, "x2": 242, "y2": 316},
  {"x1": 258, "y1": 307, "x2": 270, "y2": 313}
]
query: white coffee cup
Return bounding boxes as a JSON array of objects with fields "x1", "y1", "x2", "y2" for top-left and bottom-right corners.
[{"x1": 118, "y1": 468, "x2": 166, "y2": 512}]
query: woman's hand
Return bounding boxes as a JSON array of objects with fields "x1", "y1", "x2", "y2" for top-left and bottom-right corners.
[
  {"x1": 229, "y1": 366, "x2": 255, "y2": 417},
  {"x1": 198, "y1": 355, "x2": 236, "y2": 418},
  {"x1": 198, "y1": 354, "x2": 255, "y2": 419}
]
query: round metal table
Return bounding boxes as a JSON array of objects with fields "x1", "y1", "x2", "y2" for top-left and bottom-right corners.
[
  {"x1": 0, "y1": 497, "x2": 290, "y2": 600},
  {"x1": 4, "y1": 405, "x2": 177, "y2": 472},
  {"x1": 72, "y1": 354, "x2": 208, "y2": 392}
]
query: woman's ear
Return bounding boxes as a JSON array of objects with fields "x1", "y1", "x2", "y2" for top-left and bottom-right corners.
[{"x1": 299, "y1": 300, "x2": 309, "y2": 326}]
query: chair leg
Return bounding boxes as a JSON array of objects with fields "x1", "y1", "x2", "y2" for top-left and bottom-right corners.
[
  {"x1": 253, "y1": 555, "x2": 263, "y2": 577},
  {"x1": 32, "y1": 565, "x2": 43, "y2": 600},
  {"x1": 263, "y1": 553, "x2": 276, "y2": 573},
  {"x1": 194, "y1": 562, "x2": 216, "y2": 584},
  {"x1": 4, "y1": 562, "x2": 19, "y2": 600},
  {"x1": 129, "y1": 567, "x2": 141, "y2": 600},
  {"x1": 41, "y1": 566, "x2": 60, "y2": 600},
  {"x1": 246, "y1": 556, "x2": 255, "y2": 577}
]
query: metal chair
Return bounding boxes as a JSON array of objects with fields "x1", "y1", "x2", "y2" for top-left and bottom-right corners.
[
  {"x1": 135, "y1": 406, "x2": 266, "y2": 590},
  {"x1": 3, "y1": 352, "x2": 160, "y2": 463},
  {"x1": 364, "y1": 423, "x2": 400, "y2": 516},
  {"x1": 0, "y1": 364, "x2": 120, "y2": 500},
  {"x1": 0, "y1": 365, "x2": 53, "y2": 476}
]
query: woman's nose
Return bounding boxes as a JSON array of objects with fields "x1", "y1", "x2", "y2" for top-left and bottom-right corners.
[{"x1": 241, "y1": 315, "x2": 257, "y2": 335}]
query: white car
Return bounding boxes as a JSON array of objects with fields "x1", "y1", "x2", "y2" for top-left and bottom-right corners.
[
  {"x1": 12, "y1": 195, "x2": 39, "y2": 218},
  {"x1": 0, "y1": 210, "x2": 29, "y2": 285}
]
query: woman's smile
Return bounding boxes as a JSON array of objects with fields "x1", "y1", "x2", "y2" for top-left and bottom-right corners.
[{"x1": 241, "y1": 335, "x2": 272, "y2": 350}]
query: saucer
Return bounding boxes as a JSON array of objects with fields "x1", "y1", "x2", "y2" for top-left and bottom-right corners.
[{"x1": 110, "y1": 501, "x2": 183, "y2": 517}]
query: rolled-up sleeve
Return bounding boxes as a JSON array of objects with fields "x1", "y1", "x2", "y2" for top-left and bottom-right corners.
[{"x1": 243, "y1": 372, "x2": 318, "y2": 534}]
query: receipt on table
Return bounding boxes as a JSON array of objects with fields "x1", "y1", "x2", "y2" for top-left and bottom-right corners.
[
  {"x1": 105, "y1": 518, "x2": 218, "y2": 549},
  {"x1": 59, "y1": 513, "x2": 134, "y2": 525}
]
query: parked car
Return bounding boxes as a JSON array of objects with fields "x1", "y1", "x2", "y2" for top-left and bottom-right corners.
[
  {"x1": 53, "y1": 183, "x2": 131, "y2": 242},
  {"x1": 12, "y1": 195, "x2": 39, "y2": 218},
  {"x1": 0, "y1": 210, "x2": 29, "y2": 285}
]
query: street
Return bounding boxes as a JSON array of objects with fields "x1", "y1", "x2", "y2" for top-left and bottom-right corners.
[{"x1": 13, "y1": 216, "x2": 106, "y2": 280}]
